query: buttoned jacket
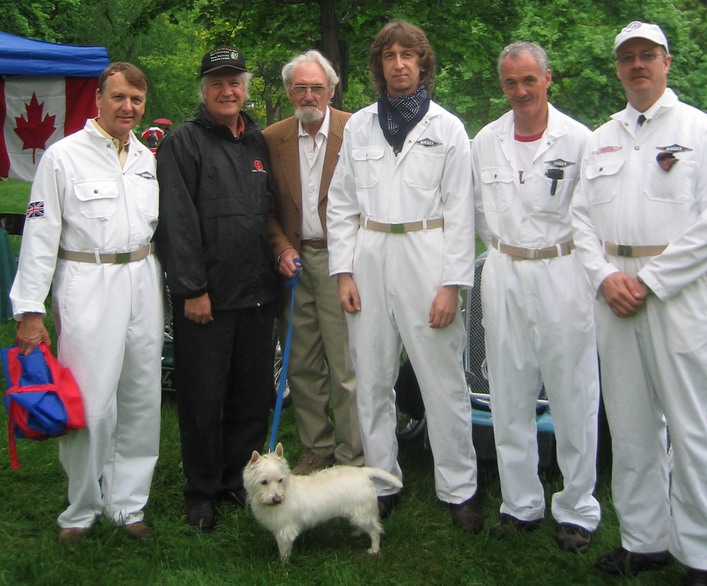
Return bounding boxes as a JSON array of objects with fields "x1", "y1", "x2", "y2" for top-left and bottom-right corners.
[
  {"x1": 473, "y1": 104, "x2": 590, "y2": 249},
  {"x1": 264, "y1": 107, "x2": 351, "y2": 257},
  {"x1": 571, "y1": 89, "x2": 707, "y2": 300}
]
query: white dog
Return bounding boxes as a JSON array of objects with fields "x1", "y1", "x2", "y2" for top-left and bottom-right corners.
[{"x1": 243, "y1": 443, "x2": 402, "y2": 561}]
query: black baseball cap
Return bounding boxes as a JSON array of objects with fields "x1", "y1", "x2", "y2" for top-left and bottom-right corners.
[{"x1": 200, "y1": 47, "x2": 247, "y2": 77}]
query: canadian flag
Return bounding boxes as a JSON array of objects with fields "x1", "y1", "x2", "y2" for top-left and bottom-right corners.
[{"x1": 0, "y1": 76, "x2": 98, "y2": 182}]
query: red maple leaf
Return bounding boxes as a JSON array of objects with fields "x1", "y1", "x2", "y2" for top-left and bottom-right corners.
[{"x1": 14, "y1": 93, "x2": 57, "y2": 164}]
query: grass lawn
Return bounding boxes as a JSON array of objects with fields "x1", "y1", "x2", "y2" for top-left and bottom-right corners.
[
  {"x1": 0, "y1": 178, "x2": 30, "y2": 212},
  {"x1": 0, "y1": 315, "x2": 685, "y2": 585}
]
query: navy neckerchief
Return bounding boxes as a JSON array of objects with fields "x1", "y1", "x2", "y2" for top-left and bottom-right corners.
[{"x1": 378, "y1": 84, "x2": 430, "y2": 155}]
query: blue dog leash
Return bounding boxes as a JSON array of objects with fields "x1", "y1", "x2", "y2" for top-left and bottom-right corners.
[{"x1": 268, "y1": 261, "x2": 302, "y2": 452}]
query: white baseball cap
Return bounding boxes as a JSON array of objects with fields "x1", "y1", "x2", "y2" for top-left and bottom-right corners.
[{"x1": 614, "y1": 21, "x2": 669, "y2": 56}]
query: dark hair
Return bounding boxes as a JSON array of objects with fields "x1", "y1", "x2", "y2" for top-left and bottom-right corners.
[
  {"x1": 98, "y1": 62, "x2": 148, "y2": 94},
  {"x1": 369, "y1": 20, "x2": 436, "y2": 93}
]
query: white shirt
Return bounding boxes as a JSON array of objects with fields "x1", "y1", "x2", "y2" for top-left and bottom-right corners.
[{"x1": 298, "y1": 107, "x2": 330, "y2": 240}]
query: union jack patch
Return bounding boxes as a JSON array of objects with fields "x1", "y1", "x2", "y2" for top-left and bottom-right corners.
[{"x1": 26, "y1": 201, "x2": 45, "y2": 219}]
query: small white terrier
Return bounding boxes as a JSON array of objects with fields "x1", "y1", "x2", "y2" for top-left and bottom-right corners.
[{"x1": 243, "y1": 443, "x2": 402, "y2": 561}]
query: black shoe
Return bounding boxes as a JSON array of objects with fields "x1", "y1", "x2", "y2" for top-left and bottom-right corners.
[
  {"x1": 595, "y1": 546, "x2": 672, "y2": 576},
  {"x1": 555, "y1": 523, "x2": 590, "y2": 553},
  {"x1": 449, "y1": 494, "x2": 484, "y2": 534},
  {"x1": 186, "y1": 499, "x2": 215, "y2": 533},
  {"x1": 221, "y1": 487, "x2": 248, "y2": 508},
  {"x1": 489, "y1": 513, "x2": 543, "y2": 540},
  {"x1": 685, "y1": 568, "x2": 707, "y2": 586},
  {"x1": 378, "y1": 494, "x2": 400, "y2": 520}
]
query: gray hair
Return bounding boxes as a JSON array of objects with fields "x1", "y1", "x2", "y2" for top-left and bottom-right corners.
[
  {"x1": 281, "y1": 50, "x2": 339, "y2": 91},
  {"x1": 497, "y1": 41, "x2": 549, "y2": 78},
  {"x1": 199, "y1": 70, "x2": 253, "y2": 103}
]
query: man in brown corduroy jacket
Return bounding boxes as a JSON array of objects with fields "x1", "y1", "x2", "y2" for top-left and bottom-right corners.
[{"x1": 265, "y1": 50, "x2": 363, "y2": 475}]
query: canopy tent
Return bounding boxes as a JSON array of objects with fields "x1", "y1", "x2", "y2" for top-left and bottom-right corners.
[
  {"x1": 0, "y1": 31, "x2": 109, "y2": 77},
  {"x1": 0, "y1": 32, "x2": 109, "y2": 181}
]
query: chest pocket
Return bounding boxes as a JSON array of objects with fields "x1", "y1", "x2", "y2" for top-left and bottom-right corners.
[
  {"x1": 644, "y1": 157, "x2": 695, "y2": 204},
  {"x1": 352, "y1": 147, "x2": 384, "y2": 189},
  {"x1": 74, "y1": 180, "x2": 119, "y2": 219},
  {"x1": 404, "y1": 150, "x2": 445, "y2": 190},
  {"x1": 584, "y1": 159, "x2": 624, "y2": 205},
  {"x1": 479, "y1": 168, "x2": 514, "y2": 212}
]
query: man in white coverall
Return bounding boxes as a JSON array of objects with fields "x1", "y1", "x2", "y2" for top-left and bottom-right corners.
[
  {"x1": 10, "y1": 63, "x2": 163, "y2": 544},
  {"x1": 472, "y1": 41, "x2": 600, "y2": 553},
  {"x1": 327, "y1": 20, "x2": 482, "y2": 532},
  {"x1": 571, "y1": 22, "x2": 707, "y2": 583}
]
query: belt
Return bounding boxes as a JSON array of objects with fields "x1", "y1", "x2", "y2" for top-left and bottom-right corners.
[
  {"x1": 602, "y1": 242, "x2": 666, "y2": 258},
  {"x1": 360, "y1": 217, "x2": 444, "y2": 234},
  {"x1": 58, "y1": 242, "x2": 156, "y2": 264},
  {"x1": 491, "y1": 237, "x2": 574, "y2": 260},
  {"x1": 300, "y1": 239, "x2": 327, "y2": 249}
]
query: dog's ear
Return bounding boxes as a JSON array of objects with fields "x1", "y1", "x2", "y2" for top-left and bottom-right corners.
[
  {"x1": 275, "y1": 443, "x2": 284, "y2": 457},
  {"x1": 250, "y1": 450, "x2": 261, "y2": 464}
]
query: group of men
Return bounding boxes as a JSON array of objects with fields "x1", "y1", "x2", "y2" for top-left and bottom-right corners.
[{"x1": 8, "y1": 16, "x2": 706, "y2": 584}]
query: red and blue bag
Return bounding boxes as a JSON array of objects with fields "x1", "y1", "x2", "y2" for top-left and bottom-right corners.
[{"x1": 0, "y1": 342, "x2": 85, "y2": 470}]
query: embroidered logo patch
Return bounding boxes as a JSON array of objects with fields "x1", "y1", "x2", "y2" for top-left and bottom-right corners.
[
  {"x1": 26, "y1": 201, "x2": 45, "y2": 218},
  {"x1": 592, "y1": 145, "x2": 622, "y2": 155},
  {"x1": 656, "y1": 144, "x2": 692, "y2": 153},
  {"x1": 416, "y1": 138, "x2": 441, "y2": 147},
  {"x1": 544, "y1": 158, "x2": 575, "y2": 168},
  {"x1": 136, "y1": 171, "x2": 156, "y2": 180},
  {"x1": 252, "y1": 160, "x2": 266, "y2": 173}
]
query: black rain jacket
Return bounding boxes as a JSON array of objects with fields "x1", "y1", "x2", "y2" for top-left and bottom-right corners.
[{"x1": 155, "y1": 105, "x2": 277, "y2": 310}]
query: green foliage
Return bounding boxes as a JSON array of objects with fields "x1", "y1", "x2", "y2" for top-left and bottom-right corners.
[{"x1": 1, "y1": 0, "x2": 703, "y2": 134}]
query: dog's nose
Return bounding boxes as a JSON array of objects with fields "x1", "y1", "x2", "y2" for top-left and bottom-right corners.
[{"x1": 272, "y1": 495, "x2": 283, "y2": 504}]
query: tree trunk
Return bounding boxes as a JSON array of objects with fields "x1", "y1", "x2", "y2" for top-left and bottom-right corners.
[{"x1": 318, "y1": 0, "x2": 342, "y2": 109}]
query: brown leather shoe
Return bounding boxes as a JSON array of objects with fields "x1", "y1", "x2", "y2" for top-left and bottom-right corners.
[
  {"x1": 555, "y1": 523, "x2": 590, "y2": 553},
  {"x1": 449, "y1": 494, "x2": 484, "y2": 534},
  {"x1": 124, "y1": 521, "x2": 153, "y2": 540},
  {"x1": 292, "y1": 450, "x2": 335, "y2": 475},
  {"x1": 58, "y1": 527, "x2": 88, "y2": 544},
  {"x1": 595, "y1": 547, "x2": 672, "y2": 575}
]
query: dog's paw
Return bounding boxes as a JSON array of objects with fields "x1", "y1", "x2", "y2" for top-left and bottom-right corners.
[{"x1": 366, "y1": 546, "x2": 380, "y2": 556}]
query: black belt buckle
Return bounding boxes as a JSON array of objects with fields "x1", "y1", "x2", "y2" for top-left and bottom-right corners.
[{"x1": 617, "y1": 244, "x2": 633, "y2": 257}]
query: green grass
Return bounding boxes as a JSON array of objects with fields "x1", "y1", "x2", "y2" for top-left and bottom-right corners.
[
  {"x1": 0, "y1": 178, "x2": 30, "y2": 213},
  {"x1": 0, "y1": 325, "x2": 685, "y2": 586}
]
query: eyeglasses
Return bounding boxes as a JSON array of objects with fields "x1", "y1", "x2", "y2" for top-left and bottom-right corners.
[
  {"x1": 616, "y1": 51, "x2": 663, "y2": 66},
  {"x1": 291, "y1": 85, "x2": 327, "y2": 96}
]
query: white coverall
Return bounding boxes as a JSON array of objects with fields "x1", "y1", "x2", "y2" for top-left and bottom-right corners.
[
  {"x1": 473, "y1": 105, "x2": 601, "y2": 529},
  {"x1": 11, "y1": 121, "x2": 163, "y2": 529},
  {"x1": 327, "y1": 101, "x2": 478, "y2": 503},
  {"x1": 571, "y1": 89, "x2": 707, "y2": 570}
]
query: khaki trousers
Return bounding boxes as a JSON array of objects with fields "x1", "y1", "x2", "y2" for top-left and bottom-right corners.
[{"x1": 280, "y1": 245, "x2": 363, "y2": 466}]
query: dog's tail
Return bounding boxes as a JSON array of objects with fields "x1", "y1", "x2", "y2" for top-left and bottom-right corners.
[{"x1": 364, "y1": 467, "x2": 403, "y2": 490}]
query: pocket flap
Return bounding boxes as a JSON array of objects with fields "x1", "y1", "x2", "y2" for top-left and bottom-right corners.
[
  {"x1": 480, "y1": 168, "x2": 514, "y2": 184},
  {"x1": 352, "y1": 147, "x2": 385, "y2": 162},
  {"x1": 74, "y1": 180, "x2": 119, "y2": 201},
  {"x1": 585, "y1": 159, "x2": 624, "y2": 180}
]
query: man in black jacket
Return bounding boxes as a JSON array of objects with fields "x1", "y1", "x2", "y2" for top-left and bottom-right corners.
[{"x1": 156, "y1": 47, "x2": 278, "y2": 532}]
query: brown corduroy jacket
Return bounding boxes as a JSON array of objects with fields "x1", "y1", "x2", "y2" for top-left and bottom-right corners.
[{"x1": 264, "y1": 107, "x2": 352, "y2": 258}]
